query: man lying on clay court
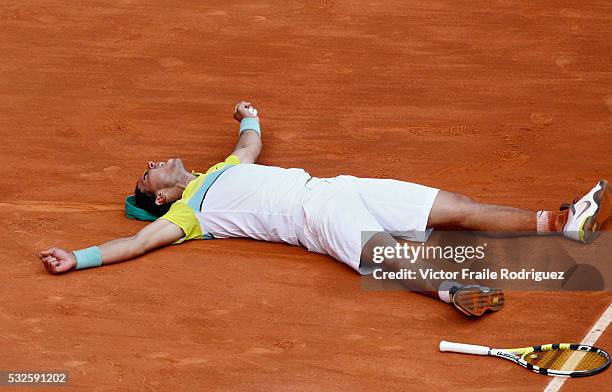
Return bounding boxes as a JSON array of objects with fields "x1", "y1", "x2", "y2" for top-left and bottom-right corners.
[{"x1": 39, "y1": 101, "x2": 611, "y2": 317}]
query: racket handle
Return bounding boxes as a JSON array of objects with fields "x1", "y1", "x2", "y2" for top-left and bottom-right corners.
[{"x1": 439, "y1": 341, "x2": 490, "y2": 355}]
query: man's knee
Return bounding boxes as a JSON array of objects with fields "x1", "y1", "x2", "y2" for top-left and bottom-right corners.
[
  {"x1": 451, "y1": 192, "x2": 477, "y2": 209},
  {"x1": 430, "y1": 191, "x2": 480, "y2": 226},
  {"x1": 360, "y1": 232, "x2": 396, "y2": 269},
  {"x1": 450, "y1": 192, "x2": 480, "y2": 224}
]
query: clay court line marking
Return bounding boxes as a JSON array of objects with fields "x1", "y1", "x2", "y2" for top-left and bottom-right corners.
[
  {"x1": 559, "y1": 350, "x2": 586, "y2": 372},
  {"x1": 0, "y1": 201, "x2": 121, "y2": 213},
  {"x1": 544, "y1": 302, "x2": 612, "y2": 392}
]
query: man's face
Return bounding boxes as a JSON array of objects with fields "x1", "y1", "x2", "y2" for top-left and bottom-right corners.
[{"x1": 137, "y1": 158, "x2": 185, "y2": 194}]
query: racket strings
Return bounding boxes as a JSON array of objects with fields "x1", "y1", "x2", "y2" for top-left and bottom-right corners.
[
  {"x1": 574, "y1": 352, "x2": 608, "y2": 371},
  {"x1": 525, "y1": 349, "x2": 607, "y2": 371}
]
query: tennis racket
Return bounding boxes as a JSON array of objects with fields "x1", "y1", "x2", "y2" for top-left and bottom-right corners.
[{"x1": 439, "y1": 340, "x2": 610, "y2": 377}]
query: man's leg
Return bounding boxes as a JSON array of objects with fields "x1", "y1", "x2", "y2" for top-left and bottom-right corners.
[
  {"x1": 427, "y1": 190, "x2": 567, "y2": 232},
  {"x1": 361, "y1": 232, "x2": 439, "y2": 295},
  {"x1": 361, "y1": 232, "x2": 504, "y2": 316},
  {"x1": 427, "y1": 179, "x2": 611, "y2": 243},
  {"x1": 299, "y1": 177, "x2": 500, "y2": 316},
  {"x1": 361, "y1": 232, "x2": 504, "y2": 317}
]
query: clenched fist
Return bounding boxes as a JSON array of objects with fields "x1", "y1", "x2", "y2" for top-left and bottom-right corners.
[
  {"x1": 233, "y1": 101, "x2": 259, "y2": 122},
  {"x1": 39, "y1": 247, "x2": 76, "y2": 274}
]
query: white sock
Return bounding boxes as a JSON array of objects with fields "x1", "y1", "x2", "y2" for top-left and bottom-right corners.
[
  {"x1": 536, "y1": 210, "x2": 569, "y2": 234},
  {"x1": 438, "y1": 280, "x2": 462, "y2": 304}
]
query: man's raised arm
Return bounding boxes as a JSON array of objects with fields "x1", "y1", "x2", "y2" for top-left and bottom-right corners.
[
  {"x1": 39, "y1": 218, "x2": 184, "y2": 274},
  {"x1": 231, "y1": 101, "x2": 262, "y2": 164}
]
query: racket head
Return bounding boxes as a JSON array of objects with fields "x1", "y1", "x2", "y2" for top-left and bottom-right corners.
[{"x1": 514, "y1": 343, "x2": 610, "y2": 377}]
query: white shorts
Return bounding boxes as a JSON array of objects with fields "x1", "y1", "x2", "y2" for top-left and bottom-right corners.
[{"x1": 295, "y1": 175, "x2": 439, "y2": 274}]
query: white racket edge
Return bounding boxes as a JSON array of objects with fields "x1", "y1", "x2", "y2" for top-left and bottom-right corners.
[{"x1": 439, "y1": 340, "x2": 491, "y2": 356}]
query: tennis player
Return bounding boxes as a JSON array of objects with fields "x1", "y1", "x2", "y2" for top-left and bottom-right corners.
[{"x1": 38, "y1": 101, "x2": 611, "y2": 317}]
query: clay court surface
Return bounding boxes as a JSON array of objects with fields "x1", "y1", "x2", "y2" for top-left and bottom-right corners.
[{"x1": 1, "y1": 1, "x2": 611, "y2": 390}]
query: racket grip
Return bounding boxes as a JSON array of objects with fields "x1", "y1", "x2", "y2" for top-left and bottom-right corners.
[{"x1": 439, "y1": 341, "x2": 490, "y2": 355}]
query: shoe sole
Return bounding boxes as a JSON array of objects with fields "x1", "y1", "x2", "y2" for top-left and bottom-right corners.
[
  {"x1": 452, "y1": 286, "x2": 505, "y2": 317},
  {"x1": 581, "y1": 179, "x2": 611, "y2": 244}
]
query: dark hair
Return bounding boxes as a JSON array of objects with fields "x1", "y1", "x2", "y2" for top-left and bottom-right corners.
[{"x1": 134, "y1": 183, "x2": 172, "y2": 217}]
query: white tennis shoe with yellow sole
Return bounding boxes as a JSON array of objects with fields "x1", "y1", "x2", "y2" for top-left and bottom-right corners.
[{"x1": 562, "y1": 180, "x2": 611, "y2": 244}]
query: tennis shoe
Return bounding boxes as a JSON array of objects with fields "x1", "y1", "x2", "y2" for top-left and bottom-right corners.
[
  {"x1": 451, "y1": 285, "x2": 504, "y2": 317},
  {"x1": 562, "y1": 180, "x2": 611, "y2": 244}
]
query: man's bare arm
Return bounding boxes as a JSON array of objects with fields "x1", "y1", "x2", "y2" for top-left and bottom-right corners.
[
  {"x1": 231, "y1": 101, "x2": 262, "y2": 164},
  {"x1": 232, "y1": 130, "x2": 262, "y2": 164},
  {"x1": 39, "y1": 218, "x2": 184, "y2": 274}
]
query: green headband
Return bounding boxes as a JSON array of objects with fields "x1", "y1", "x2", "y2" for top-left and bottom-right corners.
[{"x1": 124, "y1": 195, "x2": 158, "y2": 221}]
